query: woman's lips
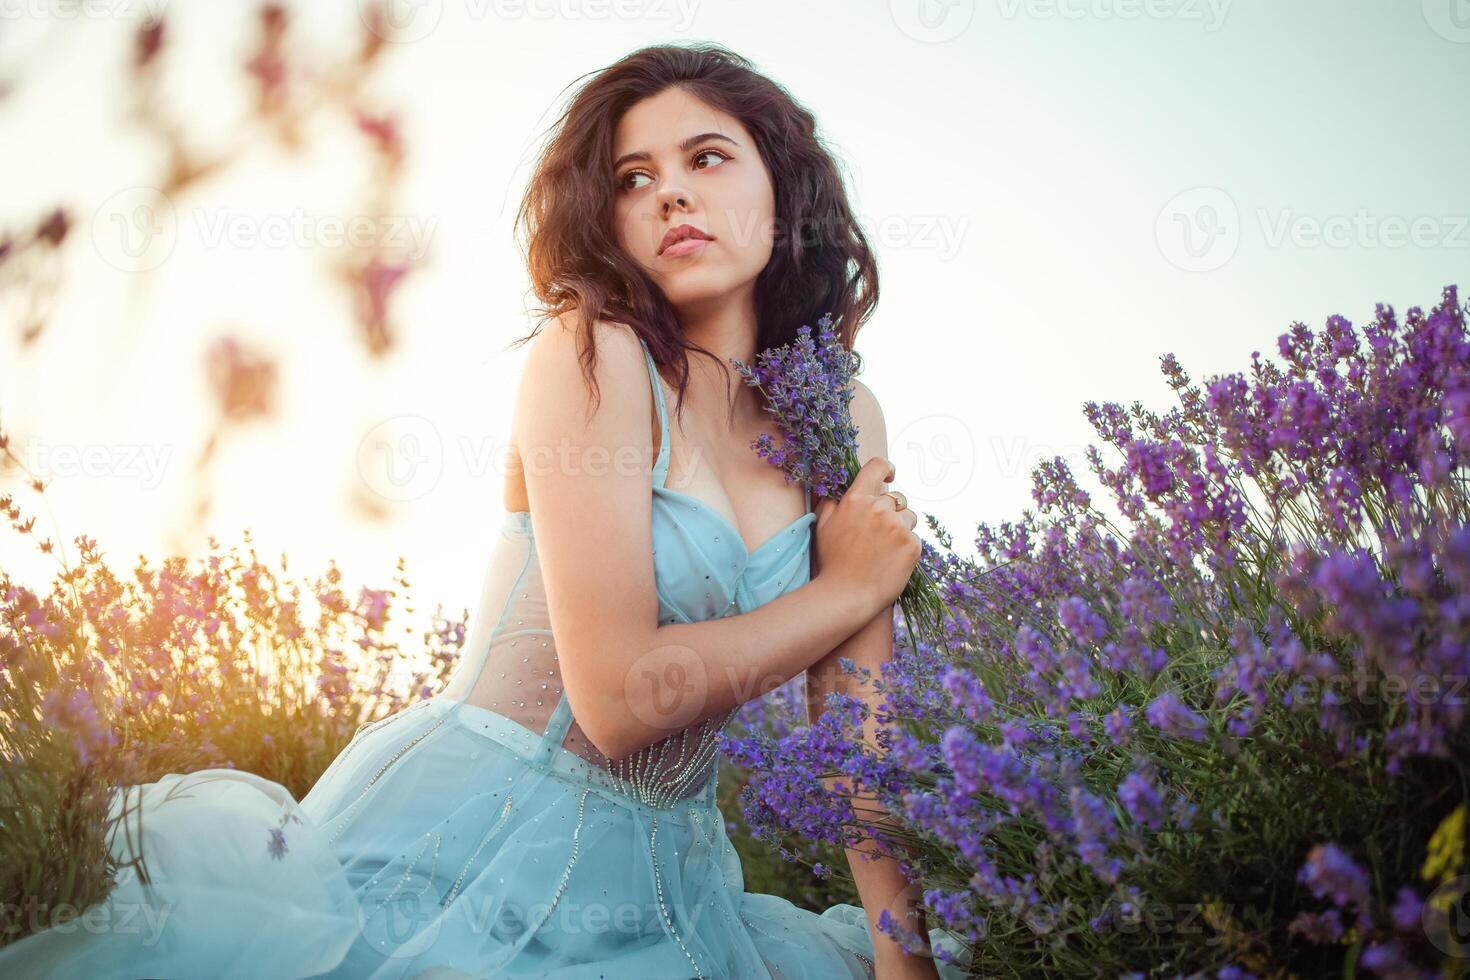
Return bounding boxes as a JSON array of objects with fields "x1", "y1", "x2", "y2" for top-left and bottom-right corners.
[{"x1": 661, "y1": 237, "x2": 713, "y2": 257}]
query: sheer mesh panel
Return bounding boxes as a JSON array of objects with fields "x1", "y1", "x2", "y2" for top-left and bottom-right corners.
[
  {"x1": 439, "y1": 520, "x2": 562, "y2": 737},
  {"x1": 442, "y1": 517, "x2": 724, "y2": 808}
]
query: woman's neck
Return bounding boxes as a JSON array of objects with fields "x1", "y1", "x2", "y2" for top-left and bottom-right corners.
[{"x1": 672, "y1": 298, "x2": 764, "y2": 429}]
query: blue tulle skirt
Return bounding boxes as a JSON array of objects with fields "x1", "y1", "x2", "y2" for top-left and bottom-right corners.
[{"x1": 0, "y1": 696, "x2": 972, "y2": 979}]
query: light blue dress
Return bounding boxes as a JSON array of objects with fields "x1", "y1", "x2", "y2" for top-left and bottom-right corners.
[{"x1": 0, "y1": 336, "x2": 972, "y2": 979}]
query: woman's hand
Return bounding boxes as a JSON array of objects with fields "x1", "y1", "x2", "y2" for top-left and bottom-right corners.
[{"x1": 812, "y1": 455, "x2": 920, "y2": 620}]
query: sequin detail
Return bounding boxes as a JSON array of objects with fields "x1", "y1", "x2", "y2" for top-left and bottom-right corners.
[
  {"x1": 330, "y1": 698, "x2": 434, "y2": 775},
  {"x1": 599, "y1": 705, "x2": 737, "y2": 810},
  {"x1": 367, "y1": 832, "x2": 441, "y2": 925},
  {"x1": 650, "y1": 813, "x2": 704, "y2": 979},
  {"x1": 441, "y1": 793, "x2": 514, "y2": 907},
  {"x1": 523, "y1": 788, "x2": 589, "y2": 932},
  {"x1": 328, "y1": 714, "x2": 446, "y2": 844}
]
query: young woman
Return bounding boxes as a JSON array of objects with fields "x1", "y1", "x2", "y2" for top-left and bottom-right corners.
[{"x1": 0, "y1": 43, "x2": 970, "y2": 979}]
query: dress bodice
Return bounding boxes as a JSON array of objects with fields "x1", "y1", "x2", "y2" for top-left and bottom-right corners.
[
  {"x1": 645, "y1": 337, "x2": 815, "y2": 624},
  {"x1": 436, "y1": 334, "x2": 814, "y2": 810}
]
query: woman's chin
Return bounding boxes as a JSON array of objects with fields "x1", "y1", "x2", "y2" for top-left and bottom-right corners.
[
  {"x1": 664, "y1": 282, "x2": 735, "y2": 308},
  {"x1": 661, "y1": 274, "x2": 748, "y2": 309}
]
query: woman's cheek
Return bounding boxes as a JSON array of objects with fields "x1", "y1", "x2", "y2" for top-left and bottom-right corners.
[{"x1": 614, "y1": 208, "x2": 652, "y2": 264}]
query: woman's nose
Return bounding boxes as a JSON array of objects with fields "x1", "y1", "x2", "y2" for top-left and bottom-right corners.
[{"x1": 658, "y1": 186, "x2": 693, "y2": 213}]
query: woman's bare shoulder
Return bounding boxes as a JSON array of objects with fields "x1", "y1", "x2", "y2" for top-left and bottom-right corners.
[
  {"x1": 512, "y1": 311, "x2": 651, "y2": 448},
  {"x1": 521, "y1": 312, "x2": 645, "y2": 390},
  {"x1": 847, "y1": 377, "x2": 889, "y2": 462}
]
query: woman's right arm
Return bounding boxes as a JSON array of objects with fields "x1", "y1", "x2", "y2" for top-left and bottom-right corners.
[{"x1": 515, "y1": 312, "x2": 917, "y2": 760}]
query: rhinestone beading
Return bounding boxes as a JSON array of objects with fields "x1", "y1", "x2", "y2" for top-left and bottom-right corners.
[
  {"x1": 369, "y1": 832, "x2": 441, "y2": 929},
  {"x1": 331, "y1": 699, "x2": 434, "y2": 775},
  {"x1": 442, "y1": 793, "x2": 514, "y2": 908},
  {"x1": 598, "y1": 705, "x2": 736, "y2": 809},
  {"x1": 328, "y1": 714, "x2": 447, "y2": 844},
  {"x1": 651, "y1": 814, "x2": 704, "y2": 979},
  {"x1": 520, "y1": 787, "x2": 589, "y2": 932}
]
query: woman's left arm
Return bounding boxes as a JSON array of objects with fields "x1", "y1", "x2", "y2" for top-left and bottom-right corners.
[{"x1": 805, "y1": 380, "x2": 940, "y2": 980}]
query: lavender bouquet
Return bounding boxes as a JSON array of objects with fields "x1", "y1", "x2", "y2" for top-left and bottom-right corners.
[{"x1": 730, "y1": 313, "x2": 947, "y2": 638}]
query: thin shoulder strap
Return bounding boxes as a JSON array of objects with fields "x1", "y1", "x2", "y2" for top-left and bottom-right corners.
[{"x1": 637, "y1": 337, "x2": 671, "y2": 486}]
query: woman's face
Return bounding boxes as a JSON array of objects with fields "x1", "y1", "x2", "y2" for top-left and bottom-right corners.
[{"x1": 610, "y1": 86, "x2": 776, "y2": 313}]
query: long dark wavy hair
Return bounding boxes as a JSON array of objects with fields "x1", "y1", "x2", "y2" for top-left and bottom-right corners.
[{"x1": 510, "y1": 42, "x2": 878, "y2": 424}]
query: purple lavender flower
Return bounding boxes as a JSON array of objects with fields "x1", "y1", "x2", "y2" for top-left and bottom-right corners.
[
  {"x1": 1297, "y1": 843, "x2": 1371, "y2": 929},
  {"x1": 1144, "y1": 691, "x2": 1208, "y2": 741},
  {"x1": 732, "y1": 313, "x2": 947, "y2": 634},
  {"x1": 1389, "y1": 886, "x2": 1423, "y2": 933},
  {"x1": 1118, "y1": 770, "x2": 1166, "y2": 831},
  {"x1": 1287, "y1": 908, "x2": 1344, "y2": 944},
  {"x1": 1216, "y1": 967, "x2": 1259, "y2": 980}
]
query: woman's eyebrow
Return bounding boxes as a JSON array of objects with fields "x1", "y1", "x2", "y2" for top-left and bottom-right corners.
[{"x1": 612, "y1": 132, "x2": 739, "y2": 171}]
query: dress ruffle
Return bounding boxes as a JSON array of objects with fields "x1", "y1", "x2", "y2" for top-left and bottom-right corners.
[{"x1": 0, "y1": 697, "x2": 973, "y2": 979}]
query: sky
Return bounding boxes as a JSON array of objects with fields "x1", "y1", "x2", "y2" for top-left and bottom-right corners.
[{"x1": 2, "y1": 0, "x2": 1468, "y2": 633}]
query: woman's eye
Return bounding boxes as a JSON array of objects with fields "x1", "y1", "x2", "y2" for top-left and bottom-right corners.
[
  {"x1": 692, "y1": 149, "x2": 729, "y2": 170},
  {"x1": 617, "y1": 150, "x2": 729, "y2": 193}
]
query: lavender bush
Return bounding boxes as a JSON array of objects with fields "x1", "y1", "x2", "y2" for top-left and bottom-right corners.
[
  {"x1": 725, "y1": 285, "x2": 1470, "y2": 978},
  {"x1": 0, "y1": 473, "x2": 466, "y2": 945},
  {"x1": 721, "y1": 674, "x2": 865, "y2": 911}
]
